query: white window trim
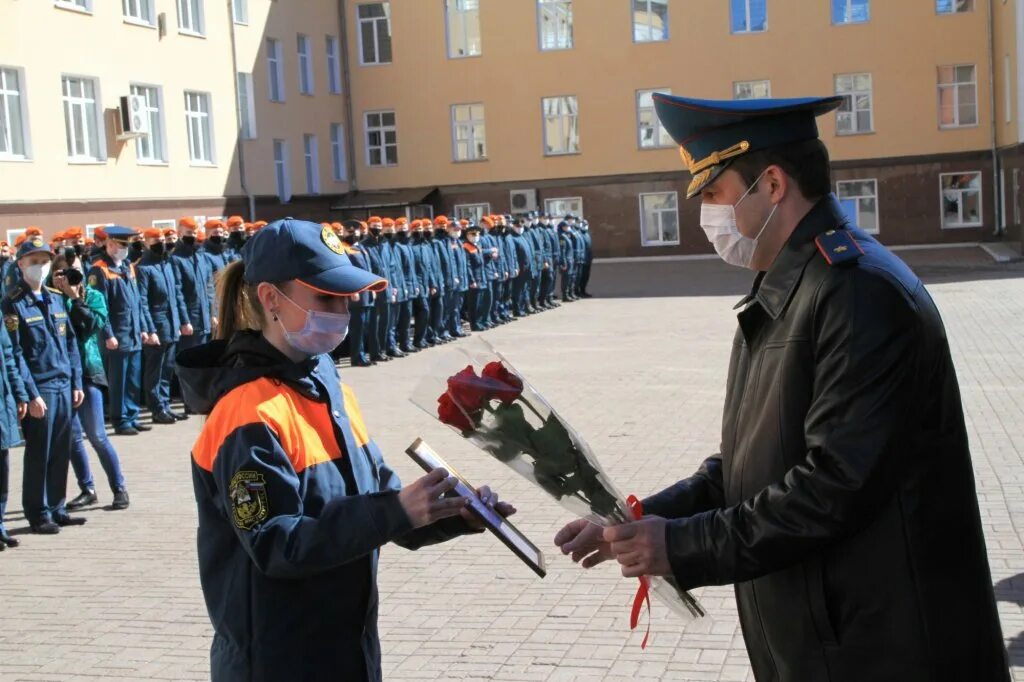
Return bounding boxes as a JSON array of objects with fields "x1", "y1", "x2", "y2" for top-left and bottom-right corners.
[
  {"x1": 152, "y1": 219, "x2": 177, "y2": 229},
  {"x1": 733, "y1": 79, "x2": 772, "y2": 100},
  {"x1": 936, "y1": 0, "x2": 974, "y2": 14},
  {"x1": 939, "y1": 172, "x2": 983, "y2": 229},
  {"x1": 835, "y1": 73, "x2": 874, "y2": 135},
  {"x1": 62, "y1": 74, "x2": 107, "y2": 164},
  {"x1": 831, "y1": 0, "x2": 870, "y2": 25},
  {"x1": 184, "y1": 90, "x2": 216, "y2": 167},
  {"x1": 122, "y1": 0, "x2": 156, "y2": 27},
  {"x1": 364, "y1": 110, "x2": 397, "y2": 167},
  {"x1": 130, "y1": 83, "x2": 167, "y2": 165},
  {"x1": 267, "y1": 39, "x2": 286, "y2": 103},
  {"x1": 330, "y1": 123, "x2": 347, "y2": 181},
  {"x1": 273, "y1": 139, "x2": 292, "y2": 202},
  {"x1": 544, "y1": 196, "x2": 584, "y2": 218},
  {"x1": 638, "y1": 191, "x2": 680, "y2": 246},
  {"x1": 6, "y1": 229, "x2": 26, "y2": 245},
  {"x1": 237, "y1": 73, "x2": 257, "y2": 140},
  {"x1": 542, "y1": 95, "x2": 579, "y2": 156},
  {"x1": 54, "y1": 0, "x2": 92, "y2": 15},
  {"x1": 177, "y1": 0, "x2": 206, "y2": 37},
  {"x1": 357, "y1": 3, "x2": 393, "y2": 66},
  {"x1": 0, "y1": 66, "x2": 32, "y2": 162},
  {"x1": 453, "y1": 203, "x2": 491, "y2": 221},
  {"x1": 327, "y1": 36, "x2": 342, "y2": 94},
  {"x1": 297, "y1": 35, "x2": 314, "y2": 96},
  {"x1": 637, "y1": 88, "x2": 673, "y2": 149},
  {"x1": 304, "y1": 133, "x2": 320, "y2": 195},
  {"x1": 451, "y1": 103, "x2": 487, "y2": 162},
  {"x1": 633, "y1": 0, "x2": 669, "y2": 43},
  {"x1": 445, "y1": 0, "x2": 483, "y2": 59},
  {"x1": 537, "y1": 0, "x2": 574, "y2": 52},
  {"x1": 938, "y1": 64, "x2": 978, "y2": 129},
  {"x1": 732, "y1": 0, "x2": 767, "y2": 34},
  {"x1": 836, "y1": 179, "x2": 880, "y2": 234}
]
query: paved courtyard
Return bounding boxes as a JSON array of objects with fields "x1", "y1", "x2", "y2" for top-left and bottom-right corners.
[{"x1": 1, "y1": 253, "x2": 1022, "y2": 681}]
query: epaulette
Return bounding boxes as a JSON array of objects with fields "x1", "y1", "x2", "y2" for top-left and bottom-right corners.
[
  {"x1": 45, "y1": 286, "x2": 61, "y2": 295},
  {"x1": 6, "y1": 281, "x2": 27, "y2": 300},
  {"x1": 814, "y1": 229, "x2": 864, "y2": 266}
]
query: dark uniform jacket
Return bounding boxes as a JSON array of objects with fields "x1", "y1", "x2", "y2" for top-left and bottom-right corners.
[
  {"x1": 87, "y1": 259, "x2": 142, "y2": 352},
  {"x1": 644, "y1": 196, "x2": 1009, "y2": 682},
  {"x1": 179, "y1": 332, "x2": 475, "y2": 682},
  {"x1": 137, "y1": 252, "x2": 188, "y2": 344},
  {"x1": 169, "y1": 242, "x2": 214, "y2": 335},
  {"x1": 342, "y1": 245, "x2": 374, "y2": 309},
  {"x1": 0, "y1": 321, "x2": 27, "y2": 448},
  {"x1": 3, "y1": 284, "x2": 82, "y2": 399}
]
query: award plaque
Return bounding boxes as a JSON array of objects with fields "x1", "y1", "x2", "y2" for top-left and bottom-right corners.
[{"x1": 405, "y1": 438, "x2": 546, "y2": 578}]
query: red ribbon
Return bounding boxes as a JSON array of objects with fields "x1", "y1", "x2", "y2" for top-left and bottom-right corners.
[{"x1": 626, "y1": 494, "x2": 652, "y2": 649}]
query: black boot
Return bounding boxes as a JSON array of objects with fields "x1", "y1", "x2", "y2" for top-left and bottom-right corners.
[{"x1": 67, "y1": 489, "x2": 97, "y2": 510}]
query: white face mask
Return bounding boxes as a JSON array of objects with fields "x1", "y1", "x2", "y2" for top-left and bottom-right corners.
[
  {"x1": 468, "y1": 234, "x2": 480, "y2": 244},
  {"x1": 22, "y1": 262, "x2": 51, "y2": 289},
  {"x1": 274, "y1": 286, "x2": 349, "y2": 357},
  {"x1": 110, "y1": 245, "x2": 129, "y2": 263},
  {"x1": 699, "y1": 170, "x2": 779, "y2": 269}
]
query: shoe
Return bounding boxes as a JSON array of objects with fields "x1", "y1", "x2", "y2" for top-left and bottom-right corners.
[
  {"x1": 580, "y1": 292, "x2": 593, "y2": 298},
  {"x1": 134, "y1": 423, "x2": 153, "y2": 432},
  {"x1": 152, "y1": 411, "x2": 176, "y2": 425},
  {"x1": 115, "y1": 426, "x2": 139, "y2": 436},
  {"x1": 112, "y1": 489, "x2": 130, "y2": 510},
  {"x1": 351, "y1": 359, "x2": 373, "y2": 367},
  {"x1": 0, "y1": 528, "x2": 18, "y2": 548},
  {"x1": 414, "y1": 342, "x2": 429, "y2": 350},
  {"x1": 171, "y1": 412, "x2": 189, "y2": 421},
  {"x1": 53, "y1": 514, "x2": 86, "y2": 527},
  {"x1": 30, "y1": 520, "x2": 60, "y2": 535},
  {"x1": 67, "y1": 489, "x2": 97, "y2": 510},
  {"x1": 398, "y1": 345, "x2": 417, "y2": 354},
  {"x1": 386, "y1": 349, "x2": 406, "y2": 358}
]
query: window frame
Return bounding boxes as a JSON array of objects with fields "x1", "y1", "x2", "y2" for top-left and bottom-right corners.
[
  {"x1": 357, "y1": 3, "x2": 393, "y2": 66},
  {"x1": 303, "y1": 133, "x2": 320, "y2": 195},
  {"x1": 730, "y1": 0, "x2": 767, "y2": 34},
  {"x1": 122, "y1": 0, "x2": 156, "y2": 27},
  {"x1": 453, "y1": 203, "x2": 491, "y2": 223},
  {"x1": 544, "y1": 196, "x2": 584, "y2": 219},
  {"x1": 0, "y1": 66, "x2": 31, "y2": 161},
  {"x1": 237, "y1": 72, "x2": 257, "y2": 140},
  {"x1": 184, "y1": 90, "x2": 215, "y2": 166},
  {"x1": 61, "y1": 74, "x2": 106, "y2": 164},
  {"x1": 732, "y1": 79, "x2": 771, "y2": 100},
  {"x1": 936, "y1": 0, "x2": 973, "y2": 15},
  {"x1": 445, "y1": 0, "x2": 483, "y2": 59},
  {"x1": 835, "y1": 72, "x2": 874, "y2": 135},
  {"x1": 176, "y1": 0, "x2": 206, "y2": 37},
  {"x1": 330, "y1": 123, "x2": 347, "y2": 181},
  {"x1": 297, "y1": 34, "x2": 314, "y2": 96},
  {"x1": 831, "y1": 0, "x2": 870, "y2": 25},
  {"x1": 54, "y1": 0, "x2": 92, "y2": 14},
  {"x1": 451, "y1": 102, "x2": 487, "y2": 162},
  {"x1": 232, "y1": 0, "x2": 248, "y2": 25},
  {"x1": 937, "y1": 64, "x2": 978, "y2": 129},
  {"x1": 6, "y1": 229, "x2": 26, "y2": 246},
  {"x1": 638, "y1": 191, "x2": 680, "y2": 246},
  {"x1": 541, "y1": 95, "x2": 580, "y2": 156},
  {"x1": 835, "y1": 179, "x2": 879, "y2": 234},
  {"x1": 636, "y1": 88, "x2": 673, "y2": 149},
  {"x1": 939, "y1": 171, "x2": 983, "y2": 229},
  {"x1": 129, "y1": 83, "x2": 167, "y2": 165},
  {"x1": 365, "y1": 110, "x2": 398, "y2": 167},
  {"x1": 152, "y1": 219, "x2": 177, "y2": 230},
  {"x1": 273, "y1": 138, "x2": 292, "y2": 202},
  {"x1": 537, "y1": 0, "x2": 574, "y2": 51},
  {"x1": 266, "y1": 38, "x2": 286, "y2": 103},
  {"x1": 327, "y1": 36, "x2": 342, "y2": 94},
  {"x1": 632, "y1": 0, "x2": 669, "y2": 43}
]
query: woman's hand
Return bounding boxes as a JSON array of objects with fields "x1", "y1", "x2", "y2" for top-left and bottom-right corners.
[
  {"x1": 398, "y1": 468, "x2": 468, "y2": 529},
  {"x1": 460, "y1": 485, "x2": 517, "y2": 530}
]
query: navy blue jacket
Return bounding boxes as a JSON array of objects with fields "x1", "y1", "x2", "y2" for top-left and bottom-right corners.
[
  {"x1": 478, "y1": 233, "x2": 500, "y2": 282},
  {"x1": 360, "y1": 236, "x2": 392, "y2": 304},
  {"x1": 559, "y1": 230, "x2": 576, "y2": 268},
  {"x1": 178, "y1": 331, "x2": 476, "y2": 682},
  {"x1": 446, "y1": 237, "x2": 469, "y2": 293},
  {"x1": 137, "y1": 252, "x2": 188, "y2": 343},
  {"x1": 3, "y1": 284, "x2": 82, "y2": 398},
  {"x1": 431, "y1": 236, "x2": 454, "y2": 291},
  {"x1": 170, "y1": 242, "x2": 214, "y2": 334},
  {"x1": 87, "y1": 259, "x2": 143, "y2": 352},
  {"x1": 411, "y1": 237, "x2": 440, "y2": 297},
  {"x1": 381, "y1": 239, "x2": 407, "y2": 303},
  {"x1": 462, "y1": 241, "x2": 486, "y2": 288},
  {"x1": 392, "y1": 237, "x2": 420, "y2": 301},
  {"x1": 344, "y1": 245, "x2": 374, "y2": 309},
  {"x1": 0, "y1": 322, "x2": 27, "y2": 448},
  {"x1": 511, "y1": 232, "x2": 534, "y2": 275},
  {"x1": 499, "y1": 233, "x2": 517, "y2": 279}
]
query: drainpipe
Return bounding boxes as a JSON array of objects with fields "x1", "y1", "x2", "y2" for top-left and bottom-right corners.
[
  {"x1": 227, "y1": 0, "x2": 257, "y2": 221},
  {"x1": 987, "y1": 0, "x2": 1002, "y2": 236},
  {"x1": 338, "y1": 0, "x2": 359, "y2": 194}
]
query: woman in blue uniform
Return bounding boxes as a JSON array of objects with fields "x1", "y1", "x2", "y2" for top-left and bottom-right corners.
[{"x1": 177, "y1": 219, "x2": 515, "y2": 682}]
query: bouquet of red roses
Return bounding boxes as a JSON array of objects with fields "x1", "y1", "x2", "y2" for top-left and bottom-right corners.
[{"x1": 411, "y1": 339, "x2": 705, "y2": 635}]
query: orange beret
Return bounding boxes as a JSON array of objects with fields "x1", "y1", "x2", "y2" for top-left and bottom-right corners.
[
  {"x1": 142, "y1": 228, "x2": 163, "y2": 239},
  {"x1": 395, "y1": 217, "x2": 408, "y2": 226},
  {"x1": 459, "y1": 219, "x2": 469, "y2": 227},
  {"x1": 367, "y1": 216, "x2": 382, "y2": 224},
  {"x1": 179, "y1": 217, "x2": 197, "y2": 229},
  {"x1": 25, "y1": 226, "x2": 42, "y2": 236},
  {"x1": 66, "y1": 226, "x2": 84, "y2": 238},
  {"x1": 381, "y1": 218, "x2": 395, "y2": 227},
  {"x1": 226, "y1": 216, "x2": 245, "y2": 228},
  {"x1": 52, "y1": 231, "x2": 66, "y2": 240},
  {"x1": 434, "y1": 216, "x2": 449, "y2": 226},
  {"x1": 358, "y1": 221, "x2": 368, "y2": 230},
  {"x1": 162, "y1": 228, "x2": 177, "y2": 237},
  {"x1": 410, "y1": 219, "x2": 422, "y2": 228},
  {"x1": 204, "y1": 219, "x2": 225, "y2": 230},
  {"x1": 14, "y1": 235, "x2": 27, "y2": 247},
  {"x1": 254, "y1": 220, "x2": 268, "y2": 228},
  {"x1": 84, "y1": 237, "x2": 94, "y2": 245},
  {"x1": 480, "y1": 217, "x2": 494, "y2": 227},
  {"x1": 0, "y1": 241, "x2": 7, "y2": 248},
  {"x1": 331, "y1": 222, "x2": 343, "y2": 230},
  {"x1": 94, "y1": 227, "x2": 108, "y2": 239}
]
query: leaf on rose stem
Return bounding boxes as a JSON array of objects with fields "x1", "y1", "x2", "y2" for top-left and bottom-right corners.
[
  {"x1": 529, "y1": 415, "x2": 578, "y2": 474},
  {"x1": 533, "y1": 468, "x2": 566, "y2": 500},
  {"x1": 491, "y1": 402, "x2": 536, "y2": 449}
]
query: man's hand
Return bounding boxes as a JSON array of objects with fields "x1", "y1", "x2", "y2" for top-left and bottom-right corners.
[
  {"x1": 27, "y1": 396, "x2": 46, "y2": 419},
  {"x1": 72, "y1": 390, "x2": 84, "y2": 408},
  {"x1": 603, "y1": 516, "x2": 672, "y2": 578},
  {"x1": 211, "y1": 316, "x2": 219, "y2": 329},
  {"x1": 398, "y1": 468, "x2": 468, "y2": 529},
  {"x1": 105, "y1": 337, "x2": 119, "y2": 351},
  {"x1": 554, "y1": 518, "x2": 613, "y2": 568},
  {"x1": 461, "y1": 485, "x2": 517, "y2": 530},
  {"x1": 16, "y1": 402, "x2": 27, "y2": 420},
  {"x1": 147, "y1": 333, "x2": 161, "y2": 346},
  {"x1": 180, "y1": 323, "x2": 193, "y2": 337}
]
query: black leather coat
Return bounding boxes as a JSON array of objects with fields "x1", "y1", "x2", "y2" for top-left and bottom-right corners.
[{"x1": 645, "y1": 196, "x2": 1009, "y2": 682}]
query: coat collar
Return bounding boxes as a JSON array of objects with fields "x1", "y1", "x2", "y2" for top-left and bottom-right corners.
[{"x1": 736, "y1": 195, "x2": 849, "y2": 320}]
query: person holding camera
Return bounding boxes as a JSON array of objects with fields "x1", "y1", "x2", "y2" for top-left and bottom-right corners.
[{"x1": 53, "y1": 252, "x2": 130, "y2": 512}]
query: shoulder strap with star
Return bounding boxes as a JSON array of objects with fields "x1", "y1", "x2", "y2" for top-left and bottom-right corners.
[{"x1": 814, "y1": 229, "x2": 864, "y2": 267}]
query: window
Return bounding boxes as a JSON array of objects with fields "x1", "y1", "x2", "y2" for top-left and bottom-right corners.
[
  {"x1": 733, "y1": 80, "x2": 771, "y2": 100},
  {"x1": 454, "y1": 203, "x2": 490, "y2": 223},
  {"x1": 832, "y1": 0, "x2": 869, "y2": 24},
  {"x1": 302, "y1": 134, "x2": 320, "y2": 195},
  {"x1": 177, "y1": 0, "x2": 204, "y2": 35},
  {"x1": 273, "y1": 139, "x2": 291, "y2": 202},
  {"x1": 940, "y1": 172, "x2": 982, "y2": 228},
  {"x1": 237, "y1": 73, "x2": 256, "y2": 139},
  {"x1": 0, "y1": 68, "x2": 29, "y2": 160},
  {"x1": 130, "y1": 84, "x2": 165, "y2": 163},
  {"x1": 123, "y1": 0, "x2": 155, "y2": 25},
  {"x1": 365, "y1": 110, "x2": 397, "y2": 166},
  {"x1": 836, "y1": 180, "x2": 878, "y2": 234},
  {"x1": 6, "y1": 229, "x2": 25, "y2": 245},
  {"x1": 62, "y1": 75, "x2": 104, "y2": 162},
  {"x1": 297, "y1": 35, "x2": 314, "y2": 95},
  {"x1": 637, "y1": 89, "x2": 673, "y2": 149},
  {"x1": 327, "y1": 36, "x2": 342, "y2": 94},
  {"x1": 538, "y1": 0, "x2": 573, "y2": 51},
  {"x1": 184, "y1": 91, "x2": 214, "y2": 165},
  {"x1": 232, "y1": 0, "x2": 247, "y2": 24},
  {"x1": 835, "y1": 73, "x2": 872, "y2": 134},
  {"x1": 731, "y1": 0, "x2": 766, "y2": 33},
  {"x1": 330, "y1": 123, "x2": 347, "y2": 181},
  {"x1": 445, "y1": 0, "x2": 482, "y2": 58},
  {"x1": 633, "y1": 0, "x2": 668, "y2": 42},
  {"x1": 267, "y1": 39, "x2": 285, "y2": 102},
  {"x1": 542, "y1": 96, "x2": 579, "y2": 155},
  {"x1": 452, "y1": 103, "x2": 486, "y2": 161},
  {"x1": 358, "y1": 3, "x2": 392, "y2": 65},
  {"x1": 55, "y1": 0, "x2": 91, "y2": 12},
  {"x1": 938, "y1": 64, "x2": 977, "y2": 128},
  {"x1": 152, "y1": 219, "x2": 176, "y2": 230},
  {"x1": 545, "y1": 197, "x2": 583, "y2": 218},
  {"x1": 639, "y1": 192, "x2": 679, "y2": 246},
  {"x1": 936, "y1": 0, "x2": 973, "y2": 13}
]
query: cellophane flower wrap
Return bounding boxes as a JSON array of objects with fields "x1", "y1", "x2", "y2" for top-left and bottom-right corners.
[{"x1": 411, "y1": 339, "x2": 705, "y2": 624}]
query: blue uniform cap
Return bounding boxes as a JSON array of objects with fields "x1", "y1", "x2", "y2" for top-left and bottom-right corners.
[
  {"x1": 16, "y1": 235, "x2": 53, "y2": 261},
  {"x1": 104, "y1": 225, "x2": 140, "y2": 243},
  {"x1": 653, "y1": 94, "x2": 844, "y2": 199},
  {"x1": 241, "y1": 218, "x2": 387, "y2": 295}
]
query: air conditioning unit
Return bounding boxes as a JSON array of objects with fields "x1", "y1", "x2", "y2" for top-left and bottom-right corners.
[
  {"x1": 510, "y1": 189, "x2": 538, "y2": 214},
  {"x1": 117, "y1": 94, "x2": 150, "y2": 140}
]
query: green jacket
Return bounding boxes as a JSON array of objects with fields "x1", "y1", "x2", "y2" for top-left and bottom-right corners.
[{"x1": 66, "y1": 286, "x2": 108, "y2": 387}]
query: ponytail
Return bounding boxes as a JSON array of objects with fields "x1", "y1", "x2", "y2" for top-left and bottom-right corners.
[{"x1": 215, "y1": 260, "x2": 268, "y2": 341}]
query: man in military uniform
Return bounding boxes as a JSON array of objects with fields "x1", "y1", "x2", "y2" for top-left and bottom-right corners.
[
  {"x1": 339, "y1": 220, "x2": 373, "y2": 367},
  {"x1": 380, "y1": 218, "x2": 408, "y2": 358},
  {"x1": 557, "y1": 221, "x2": 576, "y2": 302},
  {"x1": 555, "y1": 94, "x2": 1010, "y2": 682},
  {"x1": 170, "y1": 217, "x2": 212, "y2": 356},
  {"x1": 391, "y1": 218, "x2": 420, "y2": 354},
  {"x1": 361, "y1": 217, "x2": 392, "y2": 362},
  {"x1": 577, "y1": 220, "x2": 593, "y2": 298},
  {"x1": 430, "y1": 217, "x2": 454, "y2": 342},
  {"x1": 410, "y1": 220, "x2": 442, "y2": 347}
]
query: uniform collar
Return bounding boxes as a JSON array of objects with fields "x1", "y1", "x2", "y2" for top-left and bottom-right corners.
[{"x1": 736, "y1": 195, "x2": 848, "y2": 320}]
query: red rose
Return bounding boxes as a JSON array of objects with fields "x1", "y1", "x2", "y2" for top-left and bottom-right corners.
[
  {"x1": 481, "y1": 361, "x2": 524, "y2": 404},
  {"x1": 446, "y1": 365, "x2": 490, "y2": 411},
  {"x1": 437, "y1": 393, "x2": 477, "y2": 432}
]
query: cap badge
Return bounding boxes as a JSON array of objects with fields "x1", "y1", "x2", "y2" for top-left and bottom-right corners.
[{"x1": 321, "y1": 225, "x2": 346, "y2": 255}]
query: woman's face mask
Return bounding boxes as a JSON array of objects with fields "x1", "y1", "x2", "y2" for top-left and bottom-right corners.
[{"x1": 274, "y1": 286, "x2": 350, "y2": 357}]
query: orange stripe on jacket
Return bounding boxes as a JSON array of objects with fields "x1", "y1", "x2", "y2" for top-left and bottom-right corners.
[
  {"x1": 93, "y1": 260, "x2": 137, "y2": 280},
  {"x1": 193, "y1": 378, "x2": 370, "y2": 473}
]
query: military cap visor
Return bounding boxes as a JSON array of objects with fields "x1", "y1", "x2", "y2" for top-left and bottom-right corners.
[
  {"x1": 653, "y1": 94, "x2": 844, "y2": 199},
  {"x1": 16, "y1": 235, "x2": 54, "y2": 260}
]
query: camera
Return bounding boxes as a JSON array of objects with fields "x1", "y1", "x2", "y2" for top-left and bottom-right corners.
[{"x1": 58, "y1": 268, "x2": 83, "y2": 286}]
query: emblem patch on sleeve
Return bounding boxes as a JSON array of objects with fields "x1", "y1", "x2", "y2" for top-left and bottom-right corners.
[
  {"x1": 4, "y1": 315, "x2": 18, "y2": 332},
  {"x1": 229, "y1": 470, "x2": 269, "y2": 530},
  {"x1": 87, "y1": 275, "x2": 98, "y2": 287}
]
